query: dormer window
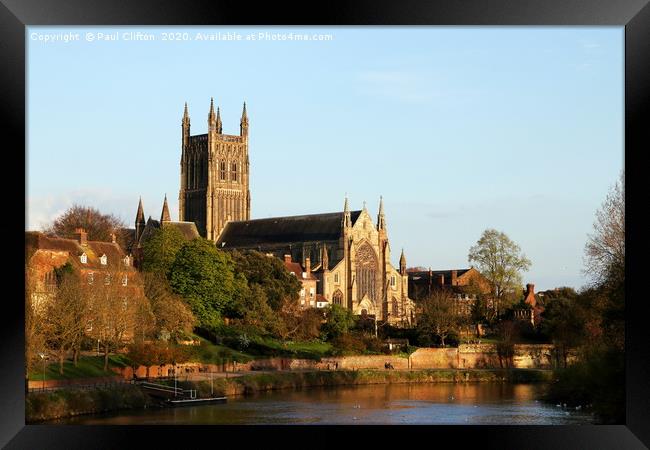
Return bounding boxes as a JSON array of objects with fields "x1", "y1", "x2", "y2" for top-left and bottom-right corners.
[
  {"x1": 100, "y1": 254, "x2": 107, "y2": 265},
  {"x1": 290, "y1": 272, "x2": 296, "y2": 276},
  {"x1": 80, "y1": 253, "x2": 87, "y2": 264},
  {"x1": 123, "y1": 255, "x2": 130, "y2": 267}
]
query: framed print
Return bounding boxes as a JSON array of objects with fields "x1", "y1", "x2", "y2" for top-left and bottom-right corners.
[{"x1": 2, "y1": 0, "x2": 649, "y2": 448}]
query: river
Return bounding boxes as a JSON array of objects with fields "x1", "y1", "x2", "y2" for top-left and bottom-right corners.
[{"x1": 56, "y1": 383, "x2": 594, "y2": 425}]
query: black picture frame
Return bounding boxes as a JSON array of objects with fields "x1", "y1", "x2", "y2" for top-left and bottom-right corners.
[{"x1": 2, "y1": 0, "x2": 648, "y2": 448}]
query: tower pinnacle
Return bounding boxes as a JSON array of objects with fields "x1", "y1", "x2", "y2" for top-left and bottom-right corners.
[
  {"x1": 240, "y1": 101, "x2": 249, "y2": 136},
  {"x1": 216, "y1": 106, "x2": 222, "y2": 134},
  {"x1": 377, "y1": 195, "x2": 386, "y2": 231},
  {"x1": 208, "y1": 97, "x2": 216, "y2": 130},
  {"x1": 161, "y1": 194, "x2": 171, "y2": 223}
]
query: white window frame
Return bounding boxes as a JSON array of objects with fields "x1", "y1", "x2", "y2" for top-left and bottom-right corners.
[
  {"x1": 100, "y1": 254, "x2": 107, "y2": 265},
  {"x1": 122, "y1": 275, "x2": 128, "y2": 286},
  {"x1": 80, "y1": 253, "x2": 87, "y2": 264}
]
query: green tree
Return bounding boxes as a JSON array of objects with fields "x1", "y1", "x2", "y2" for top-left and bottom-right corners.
[
  {"x1": 143, "y1": 272, "x2": 196, "y2": 343},
  {"x1": 169, "y1": 239, "x2": 242, "y2": 330},
  {"x1": 541, "y1": 296, "x2": 587, "y2": 368},
  {"x1": 229, "y1": 250, "x2": 301, "y2": 310},
  {"x1": 141, "y1": 226, "x2": 187, "y2": 276},
  {"x1": 322, "y1": 304, "x2": 356, "y2": 340},
  {"x1": 468, "y1": 229, "x2": 532, "y2": 317}
]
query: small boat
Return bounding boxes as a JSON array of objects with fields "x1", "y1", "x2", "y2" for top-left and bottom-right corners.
[{"x1": 166, "y1": 396, "x2": 227, "y2": 407}]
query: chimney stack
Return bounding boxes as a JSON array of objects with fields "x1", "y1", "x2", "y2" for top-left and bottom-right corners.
[
  {"x1": 305, "y1": 257, "x2": 311, "y2": 275},
  {"x1": 111, "y1": 232, "x2": 117, "y2": 244},
  {"x1": 524, "y1": 283, "x2": 536, "y2": 307},
  {"x1": 451, "y1": 270, "x2": 458, "y2": 285},
  {"x1": 284, "y1": 254, "x2": 292, "y2": 263},
  {"x1": 74, "y1": 228, "x2": 88, "y2": 247}
]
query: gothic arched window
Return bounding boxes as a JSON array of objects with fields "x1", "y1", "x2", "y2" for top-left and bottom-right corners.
[
  {"x1": 333, "y1": 290, "x2": 343, "y2": 306},
  {"x1": 356, "y1": 242, "x2": 378, "y2": 303},
  {"x1": 231, "y1": 162, "x2": 238, "y2": 182},
  {"x1": 220, "y1": 161, "x2": 226, "y2": 181}
]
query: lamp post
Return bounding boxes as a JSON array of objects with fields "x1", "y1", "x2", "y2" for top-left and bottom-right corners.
[
  {"x1": 38, "y1": 353, "x2": 46, "y2": 391},
  {"x1": 174, "y1": 362, "x2": 177, "y2": 397}
]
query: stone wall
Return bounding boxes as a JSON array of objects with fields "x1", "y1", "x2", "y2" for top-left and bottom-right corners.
[
  {"x1": 107, "y1": 344, "x2": 563, "y2": 380},
  {"x1": 409, "y1": 348, "x2": 458, "y2": 369}
]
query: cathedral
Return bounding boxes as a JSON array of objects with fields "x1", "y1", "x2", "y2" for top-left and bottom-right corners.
[
  {"x1": 217, "y1": 197, "x2": 415, "y2": 326},
  {"x1": 135, "y1": 99, "x2": 415, "y2": 325}
]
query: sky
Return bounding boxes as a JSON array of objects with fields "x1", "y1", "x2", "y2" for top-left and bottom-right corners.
[{"x1": 26, "y1": 26, "x2": 624, "y2": 291}]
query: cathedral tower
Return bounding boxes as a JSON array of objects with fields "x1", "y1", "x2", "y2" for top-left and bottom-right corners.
[{"x1": 179, "y1": 99, "x2": 251, "y2": 240}]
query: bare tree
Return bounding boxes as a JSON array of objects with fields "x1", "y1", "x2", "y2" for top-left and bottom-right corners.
[
  {"x1": 42, "y1": 271, "x2": 89, "y2": 374},
  {"x1": 584, "y1": 172, "x2": 625, "y2": 288},
  {"x1": 89, "y1": 268, "x2": 146, "y2": 371},
  {"x1": 43, "y1": 204, "x2": 127, "y2": 246},
  {"x1": 25, "y1": 268, "x2": 46, "y2": 385},
  {"x1": 417, "y1": 289, "x2": 460, "y2": 347}
]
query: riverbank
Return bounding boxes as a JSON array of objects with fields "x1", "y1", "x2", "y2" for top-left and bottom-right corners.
[{"x1": 27, "y1": 368, "x2": 553, "y2": 423}]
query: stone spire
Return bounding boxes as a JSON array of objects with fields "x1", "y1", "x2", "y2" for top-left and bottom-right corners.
[
  {"x1": 216, "y1": 106, "x2": 223, "y2": 134},
  {"x1": 240, "y1": 101, "x2": 249, "y2": 137},
  {"x1": 208, "y1": 97, "x2": 216, "y2": 131},
  {"x1": 182, "y1": 102, "x2": 190, "y2": 124},
  {"x1": 343, "y1": 196, "x2": 351, "y2": 229},
  {"x1": 161, "y1": 194, "x2": 171, "y2": 223},
  {"x1": 377, "y1": 195, "x2": 386, "y2": 231},
  {"x1": 135, "y1": 197, "x2": 146, "y2": 243},
  {"x1": 182, "y1": 102, "x2": 190, "y2": 149},
  {"x1": 399, "y1": 248, "x2": 407, "y2": 275}
]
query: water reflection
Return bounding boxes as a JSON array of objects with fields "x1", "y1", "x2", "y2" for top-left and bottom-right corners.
[{"x1": 57, "y1": 383, "x2": 594, "y2": 425}]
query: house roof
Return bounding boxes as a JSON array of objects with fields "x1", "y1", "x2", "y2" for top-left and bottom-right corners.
[
  {"x1": 25, "y1": 231, "x2": 131, "y2": 271},
  {"x1": 138, "y1": 219, "x2": 200, "y2": 246},
  {"x1": 407, "y1": 269, "x2": 472, "y2": 281},
  {"x1": 216, "y1": 210, "x2": 362, "y2": 249},
  {"x1": 284, "y1": 260, "x2": 317, "y2": 281}
]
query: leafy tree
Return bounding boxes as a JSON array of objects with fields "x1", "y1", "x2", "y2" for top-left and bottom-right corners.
[
  {"x1": 229, "y1": 250, "x2": 301, "y2": 310},
  {"x1": 468, "y1": 229, "x2": 532, "y2": 316},
  {"x1": 169, "y1": 239, "x2": 243, "y2": 330},
  {"x1": 25, "y1": 267, "x2": 46, "y2": 387},
  {"x1": 143, "y1": 272, "x2": 195, "y2": 343},
  {"x1": 42, "y1": 269, "x2": 89, "y2": 374},
  {"x1": 416, "y1": 289, "x2": 459, "y2": 347},
  {"x1": 88, "y1": 268, "x2": 148, "y2": 371},
  {"x1": 231, "y1": 284, "x2": 282, "y2": 336},
  {"x1": 322, "y1": 304, "x2": 356, "y2": 340},
  {"x1": 541, "y1": 296, "x2": 587, "y2": 368},
  {"x1": 44, "y1": 204, "x2": 127, "y2": 247},
  {"x1": 141, "y1": 226, "x2": 187, "y2": 276},
  {"x1": 495, "y1": 320, "x2": 517, "y2": 368}
]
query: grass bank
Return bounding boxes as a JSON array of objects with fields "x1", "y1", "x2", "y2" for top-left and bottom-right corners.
[
  {"x1": 26, "y1": 384, "x2": 155, "y2": 423},
  {"x1": 28, "y1": 355, "x2": 131, "y2": 381}
]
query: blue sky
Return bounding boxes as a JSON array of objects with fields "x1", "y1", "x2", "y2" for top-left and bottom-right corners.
[{"x1": 26, "y1": 26, "x2": 623, "y2": 291}]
